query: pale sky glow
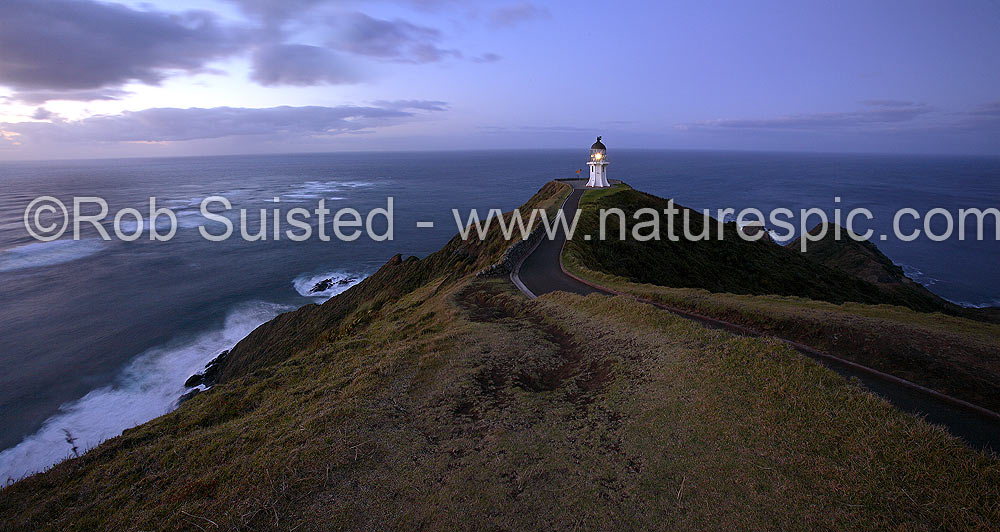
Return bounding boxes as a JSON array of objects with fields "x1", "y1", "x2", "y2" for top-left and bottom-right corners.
[{"x1": 1, "y1": 0, "x2": 999, "y2": 159}]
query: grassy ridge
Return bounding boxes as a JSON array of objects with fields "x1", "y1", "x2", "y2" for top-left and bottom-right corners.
[
  {"x1": 568, "y1": 185, "x2": 951, "y2": 312},
  {"x1": 215, "y1": 180, "x2": 572, "y2": 384},
  {"x1": 2, "y1": 275, "x2": 997, "y2": 530},
  {"x1": 793, "y1": 223, "x2": 997, "y2": 323},
  {"x1": 564, "y1": 185, "x2": 1000, "y2": 411},
  {"x1": 2, "y1": 181, "x2": 998, "y2": 531}
]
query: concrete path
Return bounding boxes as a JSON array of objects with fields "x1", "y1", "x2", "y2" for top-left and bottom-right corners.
[
  {"x1": 514, "y1": 183, "x2": 599, "y2": 298},
  {"x1": 511, "y1": 181, "x2": 1000, "y2": 451}
]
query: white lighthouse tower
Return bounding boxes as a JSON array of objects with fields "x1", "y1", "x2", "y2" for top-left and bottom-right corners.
[{"x1": 586, "y1": 136, "x2": 610, "y2": 188}]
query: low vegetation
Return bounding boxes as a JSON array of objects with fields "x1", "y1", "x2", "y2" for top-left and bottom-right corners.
[
  {"x1": 565, "y1": 184, "x2": 1000, "y2": 412},
  {"x1": 568, "y1": 185, "x2": 956, "y2": 312},
  {"x1": 2, "y1": 182, "x2": 997, "y2": 531},
  {"x1": 793, "y1": 222, "x2": 998, "y2": 323}
]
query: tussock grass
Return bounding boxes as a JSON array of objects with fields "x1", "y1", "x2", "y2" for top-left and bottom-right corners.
[
  {"x1": 2, "y1": 181, "x2": 997, "y2": 531},
  {"x1": 565, "y1": 186, "x2": 1000, "y2": 412},
  {"x1": 3, "y1": 276, "x2": 996, "y2": 530},
  {"x1": 566, "y1": 242, "x2": 1000, "y2": 413}
]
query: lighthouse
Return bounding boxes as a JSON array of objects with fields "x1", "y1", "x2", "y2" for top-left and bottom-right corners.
[{"x1": 586, "y1": 136, "x2": 610, "y2": 188}]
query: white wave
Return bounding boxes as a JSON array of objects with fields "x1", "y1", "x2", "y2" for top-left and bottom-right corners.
[
  {"x1": 293, "y1": 270, "x2": 365, "y2": 301},
  {"x1": 0, "y1": 221, "x2": 28, "y2": 231},
  {"x1": 299, "y1": 180, "x2": 375, "y2": 190},
  {"x1": 722, "y1": 212, "x2": 763, "y2": 229},
  {"x1": 900, "y1": 264, "x2": 940, "y2": 287},
  {"x1": 767, "y1": 229, "x2": 790, "y2": 244},
  {"x1": 159, "y1": 198, "x2": 203, "y2": 209},
  {"x1": 175, "y1": 209, "x2": 210, "y2": 229},
  {"x1": 155, "y1": 181, "x2": 374, "y2": 209},
  {"x1": 281, "y1": 180, "x2": 375, "y2": 202},
  {"x1": 0, "y1": 300, "x2": 291, "y2": 484},
  {"x1": 941, "y1": 296, "x2": 1000, "y2": 309},
  {"x1": 719, "y1": 212, "x2": 779, "y2": 242},
  {"x1": 900, "y1": 264, "x2": 999, "y2": 308},
  {"x1": 283, "y1": 194, "x2": 345, "y2": 202},
  {"x1": 99, "y1": 209, "x2": 207, "y2": 233},
  {"x1": 0, "y1": 240, "x2": 104, "y2": 272}
]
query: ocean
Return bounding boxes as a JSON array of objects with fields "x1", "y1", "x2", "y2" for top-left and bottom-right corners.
[{"x1": 1, "y1": 149, "x2": 998, "y2": 481}]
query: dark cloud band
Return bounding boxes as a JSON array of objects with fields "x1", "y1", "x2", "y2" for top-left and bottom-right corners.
[
  {"x1": 1, "y1": 104, "x2": 448, "y2": 145},
  {"x1": 250, "y1": 45, "x2": 363, "y2": 86},
  {"x1": 678, "y1": 103, "x2": 934, "y2": 130},
  {"x1": 0, "y1": 0, "x2": 247, "y2": 99}
]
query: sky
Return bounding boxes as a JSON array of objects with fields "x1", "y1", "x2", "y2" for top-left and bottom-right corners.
[{"x1": 0, "y1": 0, "x2": 999, "y2": 159}]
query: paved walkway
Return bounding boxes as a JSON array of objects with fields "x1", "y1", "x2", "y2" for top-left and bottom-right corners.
[
  {"x1": 511, "y1": 181, "x2": 1000, "y2": 451},
  {"x1": 515, "y1": 183, "x2": 598, "y2": 298}
]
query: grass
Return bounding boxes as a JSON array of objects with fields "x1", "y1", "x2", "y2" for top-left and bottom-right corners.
[
  {"x1": 564, "y1": 186, "x2": 1000, "y2": 412},
  {"x1": 566, "y1": 184, "x2": 955, "y2": 313},
  {"x1": 2, "y1": 276, "x2": 997, "y2": 530},
  {"x1": 215, "y1": 180, "x2": 572, "y2": 384},
  {"x1": 792, "y1": 222, "x2": 995, "y2": 323},
  {"x1": 1, "y1": 181, "x2": 998, "y2": 531}
]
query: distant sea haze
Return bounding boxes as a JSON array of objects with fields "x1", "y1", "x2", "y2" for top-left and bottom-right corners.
[{"x1": 1, "y1": 150, "x2": 998, "y2": 481}]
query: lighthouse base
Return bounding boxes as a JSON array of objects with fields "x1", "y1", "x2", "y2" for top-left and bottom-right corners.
[{"x1": 586, "y1": 163, "x2": 610, "y2": 187}]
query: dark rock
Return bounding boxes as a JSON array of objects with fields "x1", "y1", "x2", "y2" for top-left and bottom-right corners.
[
  {"x1": 184, "y1": 373, "x2": 205, "y2": 388},
  {"x1": 310, "y1": 279, "x2": 334, "y2": 293},
  {"x1": 739, "y1": 222, "x2": 773, "y2": 243},
  {"x1": 309, "y1": 279, "x2": 333, "y2": 294},
  {"x1": 183, "y1": 349, "x2": 230, "y2": 389},
  {"x1": 311, "y1": 277, "x2": 358, "y2": 293},
  {"x1": 201, "y1": 349, "x2": 230, "y2": 385}
]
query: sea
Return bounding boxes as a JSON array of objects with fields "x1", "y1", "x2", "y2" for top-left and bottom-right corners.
[{"x1": 1, "y1": 149, "x2": 998, "y2": 482}]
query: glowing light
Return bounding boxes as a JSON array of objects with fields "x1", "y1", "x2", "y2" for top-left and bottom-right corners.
[{"x1": 593, "y1": 152, "x2": 603, "y2": 160}]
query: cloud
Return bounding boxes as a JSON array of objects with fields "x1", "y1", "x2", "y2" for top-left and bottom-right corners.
[
  {"x1": 226, "y1": 0, "x2": 460, "y2": 21},
  {"x1": 224, "y1": 0, "x2": 327, "y2": 21},
  {"x1": 250, "y1": 44, "x2": 363, "y2": 86},
  {"x1": 861, "y1": 99, "x2": 919, "y2": 108},
  {"x1": 31, "y1": 108, "x2": 53, "y2": 120},
  {"x1": 10, "y1": 89, "x2": 133, "y2": 104},
  {"x1": 955, "y1": 100, "x2": 1000, "y2": 131},
  {"x1": 964, "y1": 100, "x2": 1000, "y2": 120},
  {"x1": 489, "y1": 3, "x2": 549, "y2": 27},
  {"x1": 472, "y1": 53, "x2": 503, "y2": 63},
  {"x1": 479, "y1": 125, "x2": 591, "y2": 133},
  {"x1": 678, "y1": 102, "x2": 933, "y2": 130},
  {"x1": 330, "y1": 13, "x2": 460, "y2": 63},
  {"x1": 0, "y1": 104, "x2": 447, "y2": 144},
  {"x1": 372, "y1": 100, "x2": 449, "y2": 111},
  {"x1": 226, "y1": 3, "x2": 495, "y2": 67},
  {"x1": 0, "y1": 0, "x2": 247, "y2": 98}
]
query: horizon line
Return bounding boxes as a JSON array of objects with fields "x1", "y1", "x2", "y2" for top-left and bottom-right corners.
[{"x1": 3, "y1": 145, "x2": 1000, "y2": 165}]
